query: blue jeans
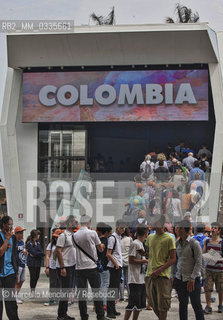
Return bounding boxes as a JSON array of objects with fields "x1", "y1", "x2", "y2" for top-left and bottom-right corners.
[
  {"x1": 119, "y1": 266, "x2": 129, "y2": 299},
  {"x1": 174, "y1": 277, "x2": 204, "y2": 320},
  {"x1": 99, "y1": 270, "x2": 110, "y2": 306}
]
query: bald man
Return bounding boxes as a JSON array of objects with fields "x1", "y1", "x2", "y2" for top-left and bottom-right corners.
[{"x1": 182, "y1": 152, "x2": 197, "y2": 171}]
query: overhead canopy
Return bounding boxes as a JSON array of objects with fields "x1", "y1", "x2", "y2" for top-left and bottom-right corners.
[{"x1": 7, "y1": 23, "x2": 218, "y2": 68}]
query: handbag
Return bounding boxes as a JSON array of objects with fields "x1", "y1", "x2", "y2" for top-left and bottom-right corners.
[{"x1": 72, "y1": 237, "x2": 103, "y2": 273}]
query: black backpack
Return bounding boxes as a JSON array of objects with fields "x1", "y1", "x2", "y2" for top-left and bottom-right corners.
[
  {"x1": 143, "y1": 161, "x2": 152, "y2": 179},
  {"x1": 122, "y1": 206, "x2": 140, "y2": 226},
  {"x1": 199, "y1": 160, "x2": 207, "y2": 172}
]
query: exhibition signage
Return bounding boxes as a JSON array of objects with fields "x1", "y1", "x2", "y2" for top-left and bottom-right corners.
[{"x1": 22, "y1": 70, "x2": 208, "y2": 122}]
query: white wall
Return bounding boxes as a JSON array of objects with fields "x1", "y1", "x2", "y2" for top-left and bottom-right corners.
[
  {"x1": 0, "y1": 34, "x2": 8, "y2": 186},
  {"x1": 16, "y1": 90, "x2": 38, "y2": 237}
]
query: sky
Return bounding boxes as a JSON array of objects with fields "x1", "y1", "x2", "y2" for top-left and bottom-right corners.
[{"x1": 1, "y1": 0, "x2": 223, "y2": 31}]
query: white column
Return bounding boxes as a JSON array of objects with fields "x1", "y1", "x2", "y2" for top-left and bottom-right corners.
[{"x1": 208, "y1": 62, "x2": 223, "y2": 223}]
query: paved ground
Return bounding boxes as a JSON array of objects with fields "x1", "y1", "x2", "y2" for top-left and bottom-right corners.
[{"x1": 2, "y1": 268, "x2": 223, "y2": 320}]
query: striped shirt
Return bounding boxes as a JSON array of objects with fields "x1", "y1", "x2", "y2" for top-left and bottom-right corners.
[{"x1": 206, "y1": 239, "x2": 223, "y2": 272}]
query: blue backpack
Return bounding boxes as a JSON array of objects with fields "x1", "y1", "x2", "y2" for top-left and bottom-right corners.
[{"x1": 193, "y1": 234, "x2": 208, "y2": 250}]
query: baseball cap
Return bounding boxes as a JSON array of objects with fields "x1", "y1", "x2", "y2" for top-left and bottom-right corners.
[
  {"x1": 184, "y1": 211, "x2": 191, "y2": 218},
  {"x1": 52, "y1": 229, "x2": 62, "y2": 237},
  {"x1": 14, "y1": 226, "x2": 26, "y2": 233}
]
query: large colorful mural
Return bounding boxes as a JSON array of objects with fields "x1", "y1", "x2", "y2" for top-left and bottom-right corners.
[{"x1": 23, "y1": 70, "x2": 208, "y2": 122}]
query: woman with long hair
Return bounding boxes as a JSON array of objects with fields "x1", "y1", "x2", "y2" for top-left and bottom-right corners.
[{"x1": 26, "y1": 229, "x2": 44, "y2": 292}]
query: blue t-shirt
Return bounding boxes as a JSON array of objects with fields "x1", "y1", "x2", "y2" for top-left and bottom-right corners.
[
  {"x1": 0, "y1": 232, "x2": 15, "y2": 277},
  {"x1": 17, "y1": 240, "x2": 26, "y2": 268}
]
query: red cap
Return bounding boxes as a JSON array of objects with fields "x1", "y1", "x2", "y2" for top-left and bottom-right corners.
[{"x1": 14, "y1": 226, "x2": 26, "y2": 233}]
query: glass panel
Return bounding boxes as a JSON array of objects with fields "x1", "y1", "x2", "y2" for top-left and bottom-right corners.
[
  {"x1": 39, "y1": 130, "x2": 49, "y2": 157},
  {"x1": 50, "y1": 132, "x2": 61, "y2": 157},
  {"x1": 73, "y1": 131, "x2": 86, "y2": 156},
  {"x1": 62, "y1": 132, "x2": 72, "y2": 157},
  {"x1": 39, "y1": 129, "x2": 86, "y2": 179}
]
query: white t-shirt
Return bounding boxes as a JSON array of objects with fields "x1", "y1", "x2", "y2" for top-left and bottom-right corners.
[
  {"x1": 107, "y1": 232, "x2": 122, "y2": 268},
  {"x1": 128, "y1": 239, "x2": 146, "y2": 284},
  {"x1": 167, "y1": 198, "x2": 181, "y2": 217},
  {"x1": 121, "y1": 236, "x2": 132, "y2": 267},
  {"x1": 56, "y1": 230, "x2": 76, "y2": 268},
  {"x1": 46, "y1": 243, "x2": 56, "y2": 269},
  {"x1": 73, "y1": 226, "x2": 101, "y2": 270}
]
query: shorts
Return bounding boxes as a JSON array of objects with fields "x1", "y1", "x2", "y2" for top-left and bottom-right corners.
[
  {"x1": 125, "y1": 283, "x2": 146, "y2": 311},
  {"x1": 17, "y1": 266, "x2": 26, "y2": 283},
  {"x1": 204, "y1": 270, "x2": 223, "y2": 293},
  {"x1": 145, "y1": 276, "x2": 171, "y2": 312}
]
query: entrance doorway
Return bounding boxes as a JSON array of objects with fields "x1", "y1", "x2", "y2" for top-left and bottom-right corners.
[{"x1": 39, "y1": 128, "x2": 87, "y2": 180}]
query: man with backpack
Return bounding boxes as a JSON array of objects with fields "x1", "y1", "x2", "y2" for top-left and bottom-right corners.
[
  {"x1": 188, "y1": 161, "x2": 205, "y2": 183},
  {"x1": 140, "y1": 154, "x2": 154, "y2": 180},
  {"x1": 172, "y1": 219, "x2": 204, "y2": 320},
  {"x1": 203, "y1": 222, "x2": 223, "y2": 314},
  {"x1": 193, "y1": 224, "x2": 209, "y2": 250},
  {"x1": 96, "y1": 223, "x2": 112, "y2": 310},
  {"x1": 56, "y1": 215, "x2": 78, "y2": 320},
  {"x1": 106, "y1": 219, "x2": 125, "y2": 318}
]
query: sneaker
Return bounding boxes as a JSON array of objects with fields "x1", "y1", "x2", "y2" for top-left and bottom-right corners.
[
  {"x1": 16, "y1": 298, "x2": 23, "y2": 304},
  {"x1": 107, "y1": 314, "x2": 116, "y2": 319},
  {"x1": 218, "y1": 305, "x2": 223, "y2": 313},
  {"x1": 204, "y1": 305, "x2": 212, "y2": 314},
  {"x1": 44, "y1": 301, "x2": 54, "y2": 306},
  {"x1": 57, "y1": 315, "x2": 75, "y2": 320},
  {"x1": 63, "y1": 316, "x2": 75, "y2": 320}
]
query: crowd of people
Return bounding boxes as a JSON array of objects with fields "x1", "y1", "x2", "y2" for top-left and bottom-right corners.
[
  {"x1": 122, "y1": 141, "x2": 212, "y2": 227},
  {"x1": 0, "y1": 213, "x2": 222, "y2": 320},
  {"x1": 1, "y1": 141, "x2": 223, "y2": 320}
]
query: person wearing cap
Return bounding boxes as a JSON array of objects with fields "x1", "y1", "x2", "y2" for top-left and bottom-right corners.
[
  {"x1": 14, "y1": 226, "x2": 27, "y2": 304},
  {"x1": 183, "y1": 212, "x2": 192, "y2": 221},
  {"x1": 44, "y1": 229, "x2": 62, "y2": 306}
]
